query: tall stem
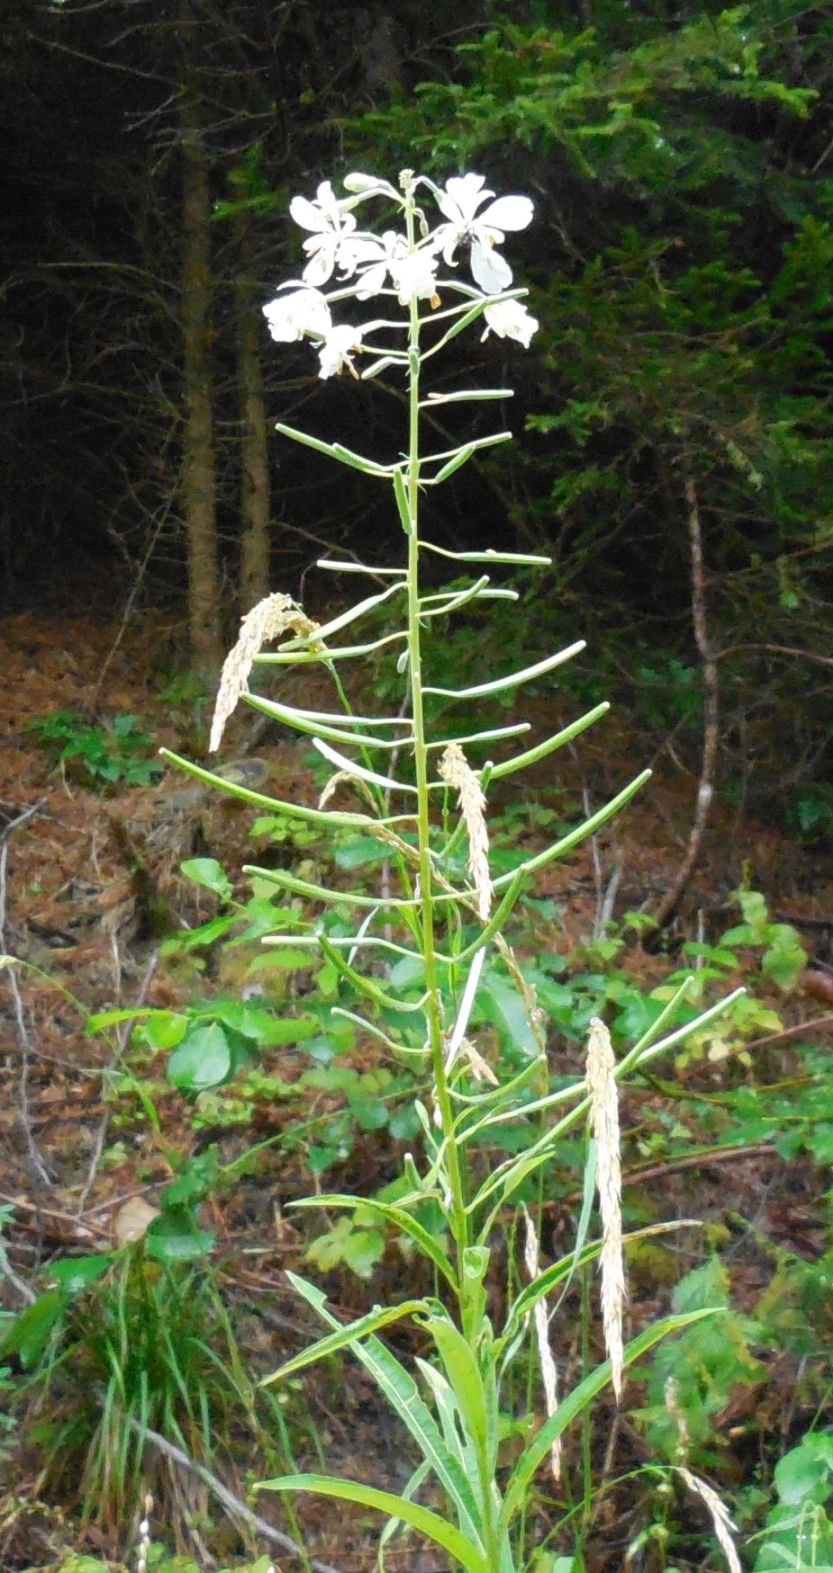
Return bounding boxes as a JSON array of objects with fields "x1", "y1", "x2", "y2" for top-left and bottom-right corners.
[{"x1": 401, "y1": 180, "x2": 469, "y2": 1275}]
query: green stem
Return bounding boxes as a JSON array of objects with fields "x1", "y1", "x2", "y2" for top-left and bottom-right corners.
[{"x1": 401, "y1": 180, "x2": 469, "y2": 1281}]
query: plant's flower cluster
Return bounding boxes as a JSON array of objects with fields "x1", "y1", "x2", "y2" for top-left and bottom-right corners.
[
  {"x1": 263, "y1": 169, "x2": 538, "y2": 377},
  {"x1": 431, "y1": 172, "x2": 534, "y2": 294}
]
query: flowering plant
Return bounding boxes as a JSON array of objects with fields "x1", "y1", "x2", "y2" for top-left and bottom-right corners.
[{"x1": 165, "y1": 168, "x2": 741, "y2": 1573}]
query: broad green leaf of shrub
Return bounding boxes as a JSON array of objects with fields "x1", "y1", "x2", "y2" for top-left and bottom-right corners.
[
  {"x1": 761, "y1": 923, "x2": 808, "y2": 991},
  {"x1": 51, "y1": 1255, "x2": 114, "y2": 1294},
  {"x1": 475, "y1": 966, "x2": 540, "y2": 1057},
  {"x1": 635, "y1": 1259, "x2": 763, "y2": 1459},
  {"x1": 146, "y1": 1208, "x2": 215, "y2": 1262},
  {"x1": 306, "y1": 1216, "x2": 386, "y2": 1279},
  {"x1": 168, "y1": 1022, "x2": 232, "y2": 1091},
  {"x1": 0, "y1": 1288, "x2": 65, "y2": 1368},
  {"x1": 755, "y1": 1434, "x2": 833, "y2": 1571},
  {"x1": 180, "y1": 856, "x2": 233, "y2": 899}
]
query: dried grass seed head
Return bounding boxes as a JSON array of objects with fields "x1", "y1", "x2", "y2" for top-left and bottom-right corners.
[
  {"x1": 586, "y1": 1015, "x2": 625, "y2": 1400},
  {"x1": 210, "y1": 592, "x2": 319, "y2": 752},
  {"x1": 438, "y1": 741, "x2": 491, "y2": 920}
]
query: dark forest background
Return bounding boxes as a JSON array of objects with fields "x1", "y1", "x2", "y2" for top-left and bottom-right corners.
[{"x1": 4, "y1": 0, "x2": 833, "y2": 834}]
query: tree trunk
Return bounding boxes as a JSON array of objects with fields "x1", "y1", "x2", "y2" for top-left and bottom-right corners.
[
  {"x1": 235, "y1": 211, "x2": 271, "y2": 609},
  {"x1": 180, "y1": 78, "x2": 222, "y2": 677}
]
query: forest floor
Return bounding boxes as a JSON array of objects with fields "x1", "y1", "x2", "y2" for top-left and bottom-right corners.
[{"x1": 2, "y1": 591, "x2": 833, "y2": 1572}]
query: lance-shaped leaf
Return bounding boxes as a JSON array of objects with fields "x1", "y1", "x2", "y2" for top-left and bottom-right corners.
[
  {"x1": 423, "y1": 1311, "x2": 493, "y2": 1464},
  {"x1": 275, "y1": 422, "x2": 394, "y2": 476},
  {"x1": 256, "y1": 1476, "x2": 491, "y2": 1573},
  {"x1": 280, "y1": 1273, "x2": 485, "y2": 1550},
  {"x1": 261, "y1": 1296, "x2": 430, "y2": 1386},
  {"x1": 501, "y1": 1221, "x2": 701, "y2": 1352}
]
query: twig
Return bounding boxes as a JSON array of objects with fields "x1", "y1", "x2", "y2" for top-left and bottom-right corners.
[
  {"x1": 129, "y1": 1418, "x2": 344, "y2": 1573},
  {"x1": 653, "y1": 476, "x2": 718, "y2": 929},
  {"x1": 0, "y1": 1233, "x2": 36, "y2": 1305},
  {"x1": 620, "y1": 1142, "x2": 776, "y2": 1190},
  {"x1": 0, "y1": 801, "x2": 53, "y2": 1186},
  {"x1": 0, "y1": 1191, "x2": 109, "y2": 1239},
  {"x1": 560, "y1": 1142, "x2": 777, "y2": 1205},
  {"x1": 737, "y1": 1013, "x2": 833, "y2": 1053}
]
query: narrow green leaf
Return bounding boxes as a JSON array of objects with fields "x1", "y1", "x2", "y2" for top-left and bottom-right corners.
[
  {"x1": 424, "y1": 1313, "x2": 491, "y2": 1461},
  {"x1": 393, "y1": 467, "x2": 414, "y2": 535},
  {"x1": 260, "y1": 1297, "x2": 430, "y2": 1386},
  {"x1": 283, "y1": 1273, "x2": 484, "y2": 1541},
  {"x1": 256, "y1": 1475, "x2": 491, "y2": 1573}
]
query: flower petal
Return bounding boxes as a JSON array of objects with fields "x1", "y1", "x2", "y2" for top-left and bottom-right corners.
[
  {"x1": 289, "y1": 194, "x2": 329, "y2": 233},
  {"x1": 318, "y1": 323, "x2": 364, "y2": 379},
  {"x1": 480, "y1": 194, "x2": 534, "y2": 233},
  {"x1": 262, "y1": 288, "x2": 332, "y2": 342},
  {"x1": 483, "y1": 299, "x2": 538, "y2": 347},
  {"x1": 302, "y1": 248, "x2": 334, "y2": 287},
  {"x1": 442, "y1": 173, "x2": 491, "y2": 224},
  {"x1": 470, "y1": 239, "x2": 513, "y2": 293},
  {"x1": 354, "y1": 259, "x2": 390, "y2": 299}
]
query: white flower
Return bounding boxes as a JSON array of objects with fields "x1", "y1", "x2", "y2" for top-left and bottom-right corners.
[
  {"x1": 355, "y1": 231, "x2": 440, "y2": 305},
  {"x1": 318, "y1": 323, "x2": 363, "y2": 379},
  {"x1": 289, "y1": 180, "x2": 361, "y2": 286},
  {"x1": 354, "y1": 230, "x2": 400, "y2": 299},
  {"x1": 262, "y1": 287, "x2": 332, "y2": 342},
  {"x1": 482, "y1": 298, "x2": 539, "y2": 348},
  {"x1": 390, "y1": 246, "x2": 440, "y2": 305},
  {"x1": 434, "y1": 173, "x2": 534, "y2": 294}
]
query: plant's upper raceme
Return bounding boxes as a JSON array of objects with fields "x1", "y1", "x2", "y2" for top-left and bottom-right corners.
[{"x1": 263, "y1": 168, "x2": 538, "y2": 378}]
